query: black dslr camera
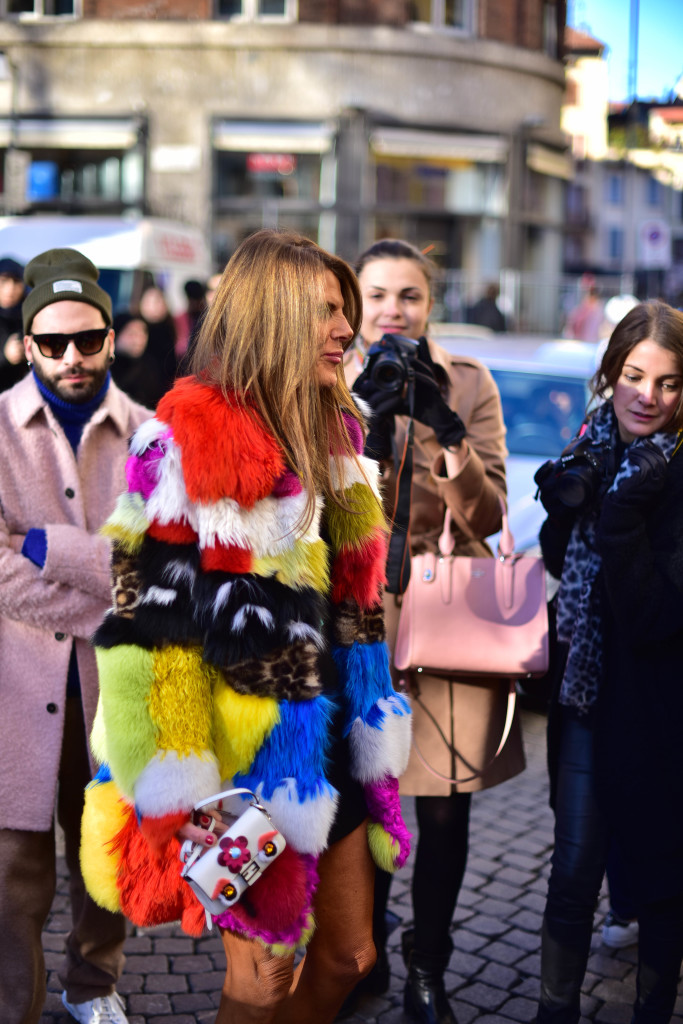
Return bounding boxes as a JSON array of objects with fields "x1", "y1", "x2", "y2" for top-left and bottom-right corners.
[
  {"x1": 535, "y1": 435, "x2": 615, "y2": 511},
  {"x1": 364, "y1": 333, "x2": 420, "y2": 393}
]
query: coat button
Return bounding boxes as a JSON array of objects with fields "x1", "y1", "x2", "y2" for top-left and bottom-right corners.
[
  {"x1": 65, "y1": 487, "x2": 75, "y2": 498},
  {"x1": 46, "y1": 703, "x2": 58, "y2": 714},
  {"x1": 55, "y1": 632, "x2": 66, "y2": 641}
]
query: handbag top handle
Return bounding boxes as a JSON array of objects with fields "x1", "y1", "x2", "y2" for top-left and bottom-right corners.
[{"x1": 437, "y1": 496, "x2": 515, "y2": 559}]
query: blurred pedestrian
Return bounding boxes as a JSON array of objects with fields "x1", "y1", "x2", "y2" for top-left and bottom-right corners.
[
  {"x1": 0, "y1": 248, "x2": 151, "y2": 1024},
  {"x1": 347, "y1": 238, "x2": 524, "y2": 1024},
  {"x1": 138, "y1": 284, "x2": 177, "y2": 398},
  {"x1": 80, "y1": 230, "x2": 411, "y2": 1024},
  {"x1": 467, "y1": 281, "x2": 508, "y2": 332},
  {"x1": 564, "y1": 284, "x2": 604, "y2": 342},
  {"x1": 0, "y1": 255, "x2": 29, "y2": 391},
  {"x1": 110, "y1": 311, "x2": 164, "y2": 408},
  {"x1": 174, "y1": 277, "x2": 207, "y2": 365},
  {"x1": 535, "y1": 300, "x2": 683, "y2": 1023}
]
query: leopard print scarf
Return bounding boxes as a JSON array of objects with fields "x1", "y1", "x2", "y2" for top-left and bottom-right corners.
[{"x1": 556, "y1": 400, "x2": 678, "y2": 713}]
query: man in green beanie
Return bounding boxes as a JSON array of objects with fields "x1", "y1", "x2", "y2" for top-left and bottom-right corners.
[{"x1": 0, "y1": 248, "x2": 152, "y2": 1024}]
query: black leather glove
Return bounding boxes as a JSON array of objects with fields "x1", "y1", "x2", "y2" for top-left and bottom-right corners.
[
  {"x1": 407, "y1": 338, "x2": 466, "y2": 448},
  {"x1": 604, "y1": 439, "x2": 668, "y2": 509}
]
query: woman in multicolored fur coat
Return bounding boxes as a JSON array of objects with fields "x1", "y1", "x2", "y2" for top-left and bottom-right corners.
[{"x1": 80, "y1": 230, "x2": 412, "y2": 1023}]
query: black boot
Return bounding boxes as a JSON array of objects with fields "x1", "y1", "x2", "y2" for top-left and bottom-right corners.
[{"x1": 403, "y1": 944, "x2": 458, "y2": 1024}]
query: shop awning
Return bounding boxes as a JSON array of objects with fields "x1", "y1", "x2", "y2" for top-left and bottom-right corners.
[{"x1": 213, "y1": 120, "x2": 334, "y2": 154}]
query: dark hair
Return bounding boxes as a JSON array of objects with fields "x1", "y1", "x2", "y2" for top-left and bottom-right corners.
[
  {"x1": 355, "y1": 238, "x2": 439, "y2": 296},
  {"x1": 593, "y1": 300, "x2": 683, "y2": 430}
]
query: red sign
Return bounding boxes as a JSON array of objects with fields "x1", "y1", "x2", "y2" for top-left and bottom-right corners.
[{"x1": 246, "y1": 153, "x2": 297, "y2": 175}]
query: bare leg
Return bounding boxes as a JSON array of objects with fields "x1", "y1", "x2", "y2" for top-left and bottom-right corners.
[{"x1": 272, "y1": 819, "x2": 376, "y2": 1024}]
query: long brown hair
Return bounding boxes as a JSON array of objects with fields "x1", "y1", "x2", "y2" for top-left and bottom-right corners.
[
  {"x1": 190, "y1": 229, "x2": 365, "y2": 524},
  {"x1": 592, "y1": 300, "x2": 683, "y2": 431}
]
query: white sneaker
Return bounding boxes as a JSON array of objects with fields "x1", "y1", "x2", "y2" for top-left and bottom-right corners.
[
  {"x1": 602, "y1": 910, "x2": 639, "y2": 949},
  {"x1": 61, "y1": 991, "x2": 128, "y2": 1024}
]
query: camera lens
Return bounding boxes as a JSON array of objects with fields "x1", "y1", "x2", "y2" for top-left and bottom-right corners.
[
  {"x1": 556, "y1": 470, "x2": 591, "y2": 508},
  {"x1": 371, "y1": 352, "x2": 406, "y2": 392}
]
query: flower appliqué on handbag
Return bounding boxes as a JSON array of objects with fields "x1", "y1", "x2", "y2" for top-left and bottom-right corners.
[{"x1": 218, "y1": 834, "x2": 251, "y2": 873}]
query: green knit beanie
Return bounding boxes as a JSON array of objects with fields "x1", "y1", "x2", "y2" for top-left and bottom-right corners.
[{"x1": 22, "y1": 248, "x2": 112, "y2": 334}]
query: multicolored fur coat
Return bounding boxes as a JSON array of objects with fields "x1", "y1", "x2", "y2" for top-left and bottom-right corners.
[{"x1": 81, "y1": 376, "x2": 411, "y2": 950}]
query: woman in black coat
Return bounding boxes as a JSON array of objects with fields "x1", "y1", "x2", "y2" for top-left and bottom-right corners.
[{"x1": 535, "y1": 300, "x2": 683, "y2": 1024}]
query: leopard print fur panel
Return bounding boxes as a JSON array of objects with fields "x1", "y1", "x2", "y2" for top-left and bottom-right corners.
[
  {"x1": 110, "y1": 542, "x2": 142, "y2": 619},
  {"x1": 331, "y1": 599, "x2": 386, "y2": 647},
  {"x1": 222, "y1": 640, "x2": 323, "y2": 701}
]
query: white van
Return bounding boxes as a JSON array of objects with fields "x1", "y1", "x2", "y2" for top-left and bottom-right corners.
[{"x1": 0, "y1": 214, "x2": 212, "y2": 315}]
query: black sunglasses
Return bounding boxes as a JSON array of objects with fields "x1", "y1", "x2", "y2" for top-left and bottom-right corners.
[{"x1": 30, "y1": 327, "x2": 111, "y2": 360}]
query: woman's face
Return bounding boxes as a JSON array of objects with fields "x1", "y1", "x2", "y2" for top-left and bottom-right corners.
[
  {"x1": 317, "y1": 269, "x2": 353, "y2": 389},
  {"x1": 612, "y1": 338, "x2": 683, "y2": 442},
  {"x1": 358, "y1": 257, "x2": 433, "y2": 345}
]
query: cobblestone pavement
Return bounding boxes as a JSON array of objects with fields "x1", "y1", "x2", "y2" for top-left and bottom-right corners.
[{"x1": 41, "y1": 709, "x2": 683, "y2": 1024}]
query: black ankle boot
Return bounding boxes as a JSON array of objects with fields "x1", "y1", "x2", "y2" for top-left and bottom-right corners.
[{"x1": 403, "y1": 947, "x2": 458, "y2": 1024}]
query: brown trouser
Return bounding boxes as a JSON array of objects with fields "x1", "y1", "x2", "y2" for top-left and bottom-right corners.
[
  {"x1": 217, "y1": 818, "x2": 377, "y2": 1024},
  {"x1": 0, "y1": 696, "x2": 127, "y2": 1024}
]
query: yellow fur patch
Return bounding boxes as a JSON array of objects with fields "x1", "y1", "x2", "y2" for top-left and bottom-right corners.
[
  {"x1": 80, "y1": 780, "x2": 128, "y2": 912},
  {"x1": 253, "y1": 537, "x2": 329, "y2": 593},
  {"x1": 96, "y1": 645, "x2": 158, "y2": 798},
  {"x1": 149, "y1": 646, "x2": 217, "y2": 755},
  {"x1": 367, "y1": 821, "x2": 399, "y2": 874},
  {"x1": 100, "y1": 492, "x2": 149, "y2": 555},
  {"x1": 326, "y1": 483, "x2": 385, "y2": 550},
  {"x1": 212, "y1": 678, "x2": 280, "y2": 780}
]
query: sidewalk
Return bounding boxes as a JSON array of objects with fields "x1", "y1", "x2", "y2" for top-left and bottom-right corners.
[{"x1": 41, "y1": 710, "x2": 683, "y2": 1024}]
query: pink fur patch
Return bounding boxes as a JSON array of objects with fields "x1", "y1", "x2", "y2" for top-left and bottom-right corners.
[
  {"x1": 125, "y1": 441, "x2": 167, "y2": 500},
  {"x1": 341, "y1": 411, "x2": 363, "y2": 455},
  {"x1": 272, "y1": 468, "x2": 303, "y2": 498},
  {"x1": 364, "y1": 776, "x2": 412, "y2": 868},
  {"x1": 331, "y1": 529, "x2": 388, "y2": 608}
]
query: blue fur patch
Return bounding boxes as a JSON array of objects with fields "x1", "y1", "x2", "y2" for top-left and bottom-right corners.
[
  {"x1": 236, "y1": 696, "x2": 335, "y2": 802},
  {"x1": 332, "y1": 641, "x2": 392, "y2": 721},
  {"x1": 92, "y1": 762, "x2": 113, "y2": 785}
]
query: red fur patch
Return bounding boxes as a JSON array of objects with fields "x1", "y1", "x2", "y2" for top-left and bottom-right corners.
[
  {"x1": 226, "y1": 844, "x2": 308, "y2": 934},
  {"x1": 148, "y1": 519, "x2": 198, "y2": 545},
  {"x1": 181, "y1": 899, "x2": 208, "y2": 938},
  {"x1": 110, "y1": 808, "x2": 188, "y2": 927},
  {"x1": 331, "y1": 529, "x2": 387, "y2": 608},
  {"x1": 200, "y1": 543, "x2": 253, "y2": 574},
  {"x1": 157, "y1": 377, "x2": 285, "y2": 507},
  {"x1": 140, "y1": 811, "x2": 189, "y2": 851}
]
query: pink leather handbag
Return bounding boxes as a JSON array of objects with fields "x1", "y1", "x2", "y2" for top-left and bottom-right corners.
[{"x1": 394, "y1": 504, "x2": 549, "y2": 681}]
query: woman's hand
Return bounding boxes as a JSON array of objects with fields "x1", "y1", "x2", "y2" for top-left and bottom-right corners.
[
  {"x1": 176, "y1": 808, "x2": 226, "y2": 848},
  {"x1": 408, "y1": 340, "x2": 466, "y2": 449},
  {"x1": 605, "y1": 440, "x2": 668, "y2": 509}
]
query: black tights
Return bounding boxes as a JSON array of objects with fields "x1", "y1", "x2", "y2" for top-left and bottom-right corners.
[{"x1": 374, "y1": 792, "x2": 472, "y2": 957}]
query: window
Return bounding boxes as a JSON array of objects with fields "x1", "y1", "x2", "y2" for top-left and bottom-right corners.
[
  {"x1": 606, "y1": 173, "x2": 624, "y2": 205},
  {"x1": 3, "y1": 0, "x2": 76, "y2": 13},
  {"x1": 216, "y1": 0, "x2": 296, "y2": 19},
  {"x1": 409, "y1": 0, "x2": 475, "y2": 32},
  {"x1": 607, "y1": 226, "x2": 624, "y2": 262},
  {"x1": 646, "y1": 175, "x2": 660, "y2": 207}
]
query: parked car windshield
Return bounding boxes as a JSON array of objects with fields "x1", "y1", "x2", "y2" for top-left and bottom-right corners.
[{"x1": 490, "y1": 368, "x2": 590, "y2": 457}]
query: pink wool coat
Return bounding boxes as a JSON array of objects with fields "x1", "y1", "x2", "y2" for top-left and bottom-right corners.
[{"x1": 0, "y1": 374, "x2": 151, "y2": 830}]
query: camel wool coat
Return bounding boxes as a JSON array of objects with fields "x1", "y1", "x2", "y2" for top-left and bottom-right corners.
[
  {"x1": 345, "y1": 338, "x2": 525, "y2": 795},
  {"x1": 0, "y1": 373, "x2": 151, "y2": 830}
]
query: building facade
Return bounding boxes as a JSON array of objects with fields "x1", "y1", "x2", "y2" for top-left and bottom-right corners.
[{"x1": 0, "y1": 0, "x2": 569, "y2": 325}]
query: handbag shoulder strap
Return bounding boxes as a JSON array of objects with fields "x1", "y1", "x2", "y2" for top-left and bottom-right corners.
[{"x1": 438, "y1": 495, "x2": 514, "y2": 558}]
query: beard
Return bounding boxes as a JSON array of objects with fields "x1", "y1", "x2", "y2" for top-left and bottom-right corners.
[{"x1": 33, "y1": 361, "x2": 109, "y2": 405}]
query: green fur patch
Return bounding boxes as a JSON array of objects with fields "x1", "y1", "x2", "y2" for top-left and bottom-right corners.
[
  {"x1": 101, "y1": 492, "x2": 150, "y2": 555},
  {"x1": 326, "y1": 483, "x2": 385, "y2": 551},
  {"x1": 95, "y1": 644, "x2": 158, "y2": 798},
  {"x1": 367, "y1": 821, "x2": 399, "y2": 874}
]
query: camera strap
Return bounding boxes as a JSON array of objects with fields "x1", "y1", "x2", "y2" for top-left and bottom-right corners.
[{"x1": 385, "y1": 373, "x2": 416, "y2": 595}]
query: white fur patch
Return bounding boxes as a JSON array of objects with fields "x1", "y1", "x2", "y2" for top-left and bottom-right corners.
[
  {"x1": 134, "y1": 750, "x2": 222, "y2": 818},
  {"x1": 256, "y1": 778, "x2": 339, "y2": 855},
  {"x1": 286, "y1": 621, "x2": 325, "y2": 649},
  {"x1": 129, "y1": 417, "x2": 170, "y2": 456},
  {"x1": 193, "y1": 489, "x2": 319, "y2": 557},
  {"x1": 161, "y1": 559, "x2": 196, "y2": 588},
  {"x1": 329, "y1": 454, "x2": 381, "y2": 501},
  {"x1": 212, "y1": 581, "x2": 234, "y2": 618},
  {"x1": 90, "y1": 697, "x2": 108, "y2": 765},
  {"x1": 352, "y1": 395, "x2": 374, "y2": 424},
  {"x1": 348, "y1": 696, "x2": 413, "y2": 782},
  {"x1": 141, "y1": 585, "x2": 178, "y2": 606},
  {"x1": 144, "y1": 438, "x2": 197, "y2": 529},
  {"x1": 231, "y1": 605, "x2": 275, "y2": 633}
]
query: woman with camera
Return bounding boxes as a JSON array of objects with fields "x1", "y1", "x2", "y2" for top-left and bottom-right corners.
[
  {"x1": 534, "y1": 300, "x2": 683, "y2": 1023},
  {"x1": 345, "y1": 239, "x2": 525, "y2": 1024},
  {"x1": 81, "y1": 230, "x2": 413, "y2": 1024}
]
